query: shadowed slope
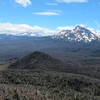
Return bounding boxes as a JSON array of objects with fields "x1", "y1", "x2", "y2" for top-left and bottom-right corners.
[{"x1": 9, "y1": 51, "x2": 65, "y2": 70}]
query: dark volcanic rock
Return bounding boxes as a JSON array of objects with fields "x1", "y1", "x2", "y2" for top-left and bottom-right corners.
[{"x1": 9, "y1": 51, "x2": 65, "y2": 70}]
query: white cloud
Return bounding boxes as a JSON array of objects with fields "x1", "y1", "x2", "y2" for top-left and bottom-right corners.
[
  {"x1": 0, "y1": 23, "x2": 55, "y2": 36},
  {"x1": 15, "y1": 0, "x2": 31, "y2": 7},
  {"x1": 0, "y1": 23, "x2": 99, "y2": 37},
  {"x1": 56, "y1": 0, "x2": 88, "y2": 3},
  {"x1": 0, "y1": 23, "x2": 78, "y2": 36},
  {"x1": 56, "y1": 26, "x2": 74, "y2": 31},
  {"x1": 33, "y1": 11, "x2": 60, "y2": 16},
  {"x1": 56, "y1": 24, "x2": 85, "y2": 31},
  {"x1": 87, "y1": 27, "x2": 100, "y2": 37}
]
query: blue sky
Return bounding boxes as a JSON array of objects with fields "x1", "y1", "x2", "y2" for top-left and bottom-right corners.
[{"x1": 0, "y1": 0, "x2": 100, "y2": 35}]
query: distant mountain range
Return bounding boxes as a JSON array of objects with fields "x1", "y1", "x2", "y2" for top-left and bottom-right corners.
[{"x1": 0, "y1": 25, "x2": 100, "y2": 43}]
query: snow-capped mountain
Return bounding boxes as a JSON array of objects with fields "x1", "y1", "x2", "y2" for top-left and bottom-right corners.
[
  {"x1": 0, "y1": 25, "x2": 100, "y2": 42},
  {"x1": 53, "y1": 26, "x2": 98, "y2": 42}
]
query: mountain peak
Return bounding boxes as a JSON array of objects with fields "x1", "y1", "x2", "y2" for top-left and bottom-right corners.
[
  {"x1": 53, "y1": 25, "x2": 98, "y2": 42},
  {"x1": 74, "y1": 25, "x2": 87, "y2": 32},
  {"x1": 75, "y1": 25, "x2": 83, "y2": 30}
]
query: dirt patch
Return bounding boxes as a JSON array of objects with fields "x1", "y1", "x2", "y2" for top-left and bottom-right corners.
[{"x1": 0, "y1": 65, "x2": 8, "y2": 70}]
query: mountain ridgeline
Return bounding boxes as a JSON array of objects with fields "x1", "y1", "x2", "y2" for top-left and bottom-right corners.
[{"x1": 0, "y1": 25, "x2": 100, "y2": 42}]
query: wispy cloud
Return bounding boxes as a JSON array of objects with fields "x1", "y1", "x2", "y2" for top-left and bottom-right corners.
[
  {"x1": 46, "y1": 2, "x2": 58, "y2": 6},
  {"x1": 15, "y1": 0, "x2": 32, "y2": 7},
  {"x1": 33, "y1": 11, "x2": 60, "y2": 16},
  {"x1": 56, "y1": 0, "x2": 88, "y2": 3}
]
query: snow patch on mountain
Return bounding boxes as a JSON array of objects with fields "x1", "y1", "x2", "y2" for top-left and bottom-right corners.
[{"x1": 53, "y1": 26, "x2": 98, "y2": 42}]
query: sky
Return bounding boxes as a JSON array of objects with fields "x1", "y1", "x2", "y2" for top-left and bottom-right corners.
[{"x1": 0, "y1": 0, "x2": 100, "y2": 35}]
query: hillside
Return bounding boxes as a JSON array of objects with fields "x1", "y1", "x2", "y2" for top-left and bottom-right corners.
[
  {"x1": 9, "y1": 51, "x2": 65, "y2": 70},
  {"x1": 0, "y1": 69, "x2": 100, "y2": 100}
]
